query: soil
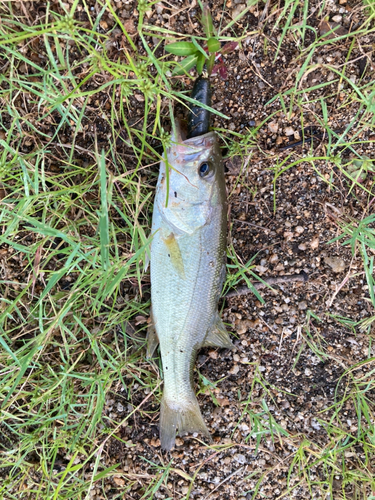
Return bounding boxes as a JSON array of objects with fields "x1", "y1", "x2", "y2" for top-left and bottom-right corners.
[
  {"x1": 107, "y1": 1, "x2": 375, "y2": 498},
  {"x1": 1, "y1": 0, "x2": 375, "y2": 499}
]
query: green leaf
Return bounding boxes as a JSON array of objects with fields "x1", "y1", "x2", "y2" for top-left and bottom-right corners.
[
  {"x1": 207, "y1": 37, "x2": 220, "y2": 53},
  {"x1": 196, "y1": 52, "x2": 206, "y2": 74},
  {"x1": 172, "y1": 54, "x2": 199, "y2": 76},
  {"x1": 191, "y1": 37, "x2": 208, "y2": 58},
  {"x1": 99, "y1": 149, "x2": 110, "y2": 271},
  {"x1": 165, "y1": 41, "x2": 197, "y2": 56},
  {"x1": 206, "y1": 53, "x2": 215, "y2": 75},
  {"x1": 93, "y1": 463, "x2": 121, "y2": 481},
  {"x1": 201, "y1": 3, "x2": 215, "y2": 38}
]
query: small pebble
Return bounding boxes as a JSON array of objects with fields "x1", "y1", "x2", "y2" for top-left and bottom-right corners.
[
  {"x1": 310, "y1": 237, "x2": 319, "y2": 250},
  {"x1": 255, "y1": 265, "x2": 268, "y2": 274},
  {"x1": 269, "y1": 253, "x2": 279, "y2": 264},
  {"x1": 155, "y1": 3, "x2": 164, "y2": 14},
  {"x1": 325, "y1": 256, "x2": 346, "y2": 273},
  {"x1": 198, "y1": 354, "x2": 207, "y2": 364},
  {"x1": 208, "y1": 350, "x2": 218, "y2": 359},
  {"x1": 298, "y1": 301, "x2": 308, "y2": 310},
  {"x1": 284, "y1": 127, "x2": 294, "y2": 136},
  {"x1": 229, "y1": 364, "x2": 239, "y2": 375},
  {"x1": 123, "y1": 19, "x2": 136, "y2": 34},
  {"x1": 234, "y1": 453, "x2": 247, "y2": 464},
  {"x1": 284, "y1": 231, "x2": 294, "y2": 241},
  {"x1": 113, "y1": 476, "x2": 126, "y2": 487},
  {"x1": 268, "y1": 121, "x2": 279, "y2": 133},
  {"x1": 231, "y1": 3, "x2": 246, "y2": 18}
]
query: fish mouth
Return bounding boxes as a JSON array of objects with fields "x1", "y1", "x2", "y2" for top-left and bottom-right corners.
[
  {"x1": 172, "y1": 74, "x2": 213, "y2": 145},
  {"x1": 170, "y1": 76, "x2": 212, "y2": 145},
  {"x1": 173, "y1": 118, "x2": 188, "y2": 143}
]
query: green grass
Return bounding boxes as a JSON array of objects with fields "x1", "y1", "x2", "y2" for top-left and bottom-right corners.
[{"x1": 0, "y1": 0, "x2": 375, "y2": 498}]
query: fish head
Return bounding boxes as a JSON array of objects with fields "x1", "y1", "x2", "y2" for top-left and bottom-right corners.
[{"x1": 156, "y1": 120, "x2": 225, "y2": 235}]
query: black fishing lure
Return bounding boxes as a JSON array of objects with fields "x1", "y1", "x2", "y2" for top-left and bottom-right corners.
[{"x1": 187, "y1": 75, "x2": 212, "y2": 139}]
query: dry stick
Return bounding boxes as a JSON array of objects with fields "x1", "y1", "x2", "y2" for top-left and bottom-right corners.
[
  {"x1": 225, "y1": 271, "x2": 308, "y2": 299},
  {"x1": 259, "y1": 0, "x2": 272, "y2": 22}
]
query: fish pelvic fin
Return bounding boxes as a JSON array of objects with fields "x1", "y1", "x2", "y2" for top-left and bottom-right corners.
[
  {"x1": 160, "y1": 396, "x2": 211, "y2": 451},
  {"x1": 144, "y1": 249, "x2": 150, "y2": 273},
  {"x1": 203, "y1": 314, "x2": 233, "y2": 349},
  {"x1": 162, "y1": 232, "x2": 185, "y2": 279},
  {"x1": 146, "y1": 311, "x2": 159, "y2": 358}
]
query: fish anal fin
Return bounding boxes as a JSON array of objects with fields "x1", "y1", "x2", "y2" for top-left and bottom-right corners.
[
  {"x1": 160, "y1": 396, "x2": 211, "y2": 451},
  {"x1": 203, "y1": 316, "x2": 233, "y2": 349},
  {"x1": 162, "y1": 232, "x2": 185, "y2": 279}
]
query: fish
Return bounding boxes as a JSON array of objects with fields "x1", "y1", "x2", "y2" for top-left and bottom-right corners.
[{"x1": 148, "y1": 118, "x2": 232, "y2": 451}]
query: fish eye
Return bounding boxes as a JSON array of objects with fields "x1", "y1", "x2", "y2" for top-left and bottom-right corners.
[{"x1": 198, "y1": 161, "x2": 213, "y2": 178}]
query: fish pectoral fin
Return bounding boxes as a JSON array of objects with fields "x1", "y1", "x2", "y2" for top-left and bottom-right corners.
[
  {"x1": 144, "y1": 227, "x2": 158, "y2": 272},
  {"x1": 203, "y1": 315, "x2": 233, "y2": 349},
  {"x1": 146, "y1": 317, "x2": 159, "y2": 358},
  {"x1": 162, "y1": 232, "x2": 185, "y2": 279}
]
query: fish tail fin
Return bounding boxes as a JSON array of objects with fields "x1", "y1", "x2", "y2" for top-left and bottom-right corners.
[{"x1": 160, "y1": 396, "x2": 211, "y2": 451}]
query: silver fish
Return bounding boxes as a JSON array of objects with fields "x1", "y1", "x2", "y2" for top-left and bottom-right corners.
[{"x1": 148, "y1": 120, "x2": 232, "y2": 450}]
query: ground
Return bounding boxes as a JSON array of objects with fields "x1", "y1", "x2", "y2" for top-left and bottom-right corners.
[{"x1": 0, "y1": 0, "x2": 375, "y2": 499}]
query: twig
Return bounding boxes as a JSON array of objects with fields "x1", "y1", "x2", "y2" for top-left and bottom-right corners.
[
  {"x1": 278, "y1": 128, "x2": 342, "y2": 151},
  {"x1": 259, "y1": 0, "x2": 272, "y2": 22},
  {"x1": 225, "y1": 271, "x2": 308, "y2": 298},
  {"x1": 205, "y1": 466, "x2": 246, "y2": 498}
]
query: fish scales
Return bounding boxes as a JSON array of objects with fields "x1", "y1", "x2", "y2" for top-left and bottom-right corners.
[{"x1": 149, "y1": 121, "x2": 232, "y2": 450}]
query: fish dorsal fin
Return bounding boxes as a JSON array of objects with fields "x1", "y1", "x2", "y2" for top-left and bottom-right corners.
[
  {"x1": 162, "y1": 232, "x2": 186, "y2": 279},
  {"x1": 203, "y1": 314, "x2": 233, "y2": 349}
]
